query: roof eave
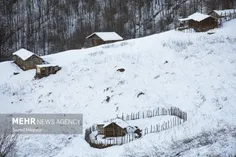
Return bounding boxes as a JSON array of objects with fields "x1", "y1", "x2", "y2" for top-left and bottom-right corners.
[
  {"x1": 103, "y1": 39, "x2": 123, "y2": 42},
  {"x1": 86, "y1": 32, "x2": 96, "y2": 39},
  {"x1": 13, "y1": 54, "x2": 34, "y2": 61}
]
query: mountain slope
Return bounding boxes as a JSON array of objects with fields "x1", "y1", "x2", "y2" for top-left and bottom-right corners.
[{"x1": 0, "y1": 20, "x2": 236, "y2": 157}]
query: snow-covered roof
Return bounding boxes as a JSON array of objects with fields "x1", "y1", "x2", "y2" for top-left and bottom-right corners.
[
  {"x1": 213, "y1": 9, "x2": 236, "y2": 16},
  {"x1": 13, "y1": 48, "x2": 36, "y2": 60},
  {"x1": 179, "y1": 12, "x2": 213, "y2": 22},
  {"x1": 86, "y1": 32, "x2": 123, "y2": 41},
  {"x1": 103, "y1": 118, "x2": 129, "y2": 129},
  {"x1": 36, "y1": 64, "x2": 58, "y2": 68}
]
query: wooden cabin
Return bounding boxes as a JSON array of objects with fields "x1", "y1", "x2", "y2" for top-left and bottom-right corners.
[
  {"x1": 86, "y1": 32, "x2": 123, "y2": 47},
  {"x1": 35, "y1": 64, "x2": 61, "y2": 79},
  {"x1": 103, "y1": 118, "x2": 128, "y2": 137},
  {"x1": 179, "y1": 12, "x2": 218, "y2": 32},
  {"x1": 13, "y1": 48, "x2": 44, "y2": 70}
]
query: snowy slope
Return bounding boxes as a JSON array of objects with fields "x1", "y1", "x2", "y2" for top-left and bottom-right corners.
[{"x1": 0, "y1": 20, "x2": 236, "y2": 157}]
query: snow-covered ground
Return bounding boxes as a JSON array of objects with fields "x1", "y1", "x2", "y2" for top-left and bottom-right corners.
[{"x1": 0, "y1": 19, "x2": 236, "y2": 157}]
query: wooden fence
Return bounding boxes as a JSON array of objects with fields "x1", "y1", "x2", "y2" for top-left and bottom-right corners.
[
  {"x1": 104, "y1": 106, "x2": 187, "y2": 123},
  {"x1": 220, "y1": 11, "x2": 236, "y2": 21},
  {"x1": 85, "y1": 107, "x2": 187, "y2": 149}
]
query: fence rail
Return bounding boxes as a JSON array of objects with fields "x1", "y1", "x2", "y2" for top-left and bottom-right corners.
[
  {"x1": 104, "y1": 106, "x2": 187, "y2": 123},
  {"x1": 85, "y1": 117, "x2": 185, "y2": 148},
  {"x1": 219, "y1": 11, "x2": 236, "y2": 22},
  {"x1": 85, "y1": 106, "x2": 187, "y2": 149}
]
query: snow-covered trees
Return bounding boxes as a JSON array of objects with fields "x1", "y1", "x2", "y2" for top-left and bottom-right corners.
[{"x1": 0, "y1": 0, "x2": 235, "y2": 60}]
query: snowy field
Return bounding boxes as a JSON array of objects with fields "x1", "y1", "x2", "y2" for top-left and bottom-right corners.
[{"x1": 0, "y1": 19, "x2": 236, "y2": 157}]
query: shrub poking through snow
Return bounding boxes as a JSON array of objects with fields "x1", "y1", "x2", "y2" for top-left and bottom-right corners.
[
  {"x1": 117, "y1": 68, "x2": 125, "y2": 72},
  {"x1": 0, "y1": 130, "x2": 18, "y2": 157},
  {"x1": 137, "y1": 92, "x2": 145, "y2": 98},
  {"x1": 13, "y1": 72, "x2": 19, "y2": 75},
  {"x1": 105, "y1": 96, "x2": 110, "y2": 103}
]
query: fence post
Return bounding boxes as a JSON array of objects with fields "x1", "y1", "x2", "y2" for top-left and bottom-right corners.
[
  {"x1": 184, "y1": 112, "x2": 186, "y2": 122},
  {"x1": 186, "y1": 112, "x2": 187, "y2": 121}
]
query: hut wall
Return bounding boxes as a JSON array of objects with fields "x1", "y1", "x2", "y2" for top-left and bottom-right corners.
[
  {"x1": 104, "y1": 123, "x2": 125, "y2": 137},
  {"x1": 23, "y1": 56, "x2": 43, "y2": 70},
  {"x1": 87, "y1": 35, "x2": 105, "y2": 46},
  {"x1": 188, "y1": 17, "x2": 218, "y2": 32},
  {"x1": 13, "y1": 55, "x2": 24, "y2": 67},
  {"x1": 35, "y1": 66, "x2": 61, "y2": 78},
  {"x1": 13, "y1": 55, "x2": 44, "y2": 70}
]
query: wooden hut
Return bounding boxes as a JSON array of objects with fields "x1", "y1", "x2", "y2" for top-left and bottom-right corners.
[
  {"x1": 103, "y1": 118, "x2": 128, "y2": 137},
  {"x1": 13, "y1": 48, "x2": 44, "y2": 70},
  {"x1": 179, "y1": 12, "x2": 218, "y2": 32},
  {"x1": 35, "y1": 64, "x2": 61, "y2": 78},
  {"x1": 86, "y1": 32, "x2": 123, "y2": 47}
]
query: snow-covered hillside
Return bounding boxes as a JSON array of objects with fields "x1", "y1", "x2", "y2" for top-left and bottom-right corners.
[{"x1": 0, "y1": 20, "x2": 236, "y2": 157}]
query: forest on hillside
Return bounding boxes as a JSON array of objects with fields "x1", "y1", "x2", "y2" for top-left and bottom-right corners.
[{"x1": 0, "y1": 0, "x2": 235, "y2": 61}]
